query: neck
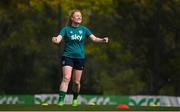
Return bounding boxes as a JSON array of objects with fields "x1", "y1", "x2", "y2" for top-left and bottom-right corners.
[{"x1": 71, "y1": 22, "x2": 80, "y2": 27}]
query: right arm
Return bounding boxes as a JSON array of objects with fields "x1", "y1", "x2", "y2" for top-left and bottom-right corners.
[{"x1": 52, "y1": 35, "x2": 63, "y2": 44}]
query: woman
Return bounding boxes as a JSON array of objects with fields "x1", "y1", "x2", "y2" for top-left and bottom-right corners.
[{"x1": 52, "y1": 9, "x2": 108, "y2": 106}]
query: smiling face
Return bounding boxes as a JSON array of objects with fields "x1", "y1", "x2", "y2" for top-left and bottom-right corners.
[{"x1": 71, "y1": 11, "x2": 82, "y2": 25}]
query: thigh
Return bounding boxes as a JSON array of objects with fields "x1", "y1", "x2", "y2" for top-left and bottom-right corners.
[
  {"x1": 72, "y1": 69, "x2": 83, "y2": 82},
  {"x1": 62, "y1": 66, "x2": 73, "y2": 78}
]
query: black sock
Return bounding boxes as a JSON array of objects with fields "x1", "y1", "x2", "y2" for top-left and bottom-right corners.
[
  {"x1": 73, "y1": 92, "x2": 79, "y2": 100},
  {"x1": 58, "y1": 91, "x2": 66, "y2": 102}
]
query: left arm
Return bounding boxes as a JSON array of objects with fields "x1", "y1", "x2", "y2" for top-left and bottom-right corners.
[{"x1": 89, "y1": 34, "x2": 108, "y2": 43}]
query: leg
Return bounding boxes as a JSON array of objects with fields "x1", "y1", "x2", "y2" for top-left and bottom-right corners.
[
  {"x1": 72, "y1": 69, "x2": 83, "y2": 94},
  {"x1": 72, "y1": 58, "x2": 84, "y2": 95},
  {"x1": 60, "y1": 66, "x2": 73, "y2": 92},
  {"x1": 71, "y1": 69, "x2": 83, "y2": 106},
  {"x1": 58, "y1": 66, "x2": 72, "y2": 105}
]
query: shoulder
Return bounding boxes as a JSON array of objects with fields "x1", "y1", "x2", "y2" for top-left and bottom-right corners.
[
  {"x1": 60, "y1": 26, "x2": 72, "y2": 33},
  {"x1": 79, "y1": 25, "x2": 90, "y2": 31},
  {"x1": 80, "y1": 25, "x2": 88, "y2": 29},
  {"x1": 61, "y1": 26, "x2": 69, "y2": 30}
]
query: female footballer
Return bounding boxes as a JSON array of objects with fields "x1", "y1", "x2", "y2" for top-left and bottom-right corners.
[{"x1": 52, "y1": 9, "x2": 108, "y2": 106}]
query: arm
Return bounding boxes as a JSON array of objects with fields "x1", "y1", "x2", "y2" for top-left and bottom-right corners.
[
  {"x1": 90, "y1": 34, "x2": 108, "y2": 43},
  {"x1": 52, "y1": 35, "x2": 63, "y2": 44}
]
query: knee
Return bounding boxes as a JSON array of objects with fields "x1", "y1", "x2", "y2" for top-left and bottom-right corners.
[
  {"x1": 73, "y1": 81, "x2": 80, "y2": 86},
  {"x1": 62, "y1": 75, "x2": 71, "y2": 83}
]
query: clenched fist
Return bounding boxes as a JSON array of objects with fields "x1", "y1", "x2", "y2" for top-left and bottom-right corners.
[{"x1": 52, "y1": 36, "x2": 62, "y2": 44}]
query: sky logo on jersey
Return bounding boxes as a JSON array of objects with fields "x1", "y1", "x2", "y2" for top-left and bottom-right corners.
[{"x1": 71, "y1": 34, "x2": 82, "y2": 41}]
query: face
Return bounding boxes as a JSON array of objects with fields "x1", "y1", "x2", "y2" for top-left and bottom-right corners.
[{"x1": 71, "y1": 11, "x2": 82, "y2": 24}]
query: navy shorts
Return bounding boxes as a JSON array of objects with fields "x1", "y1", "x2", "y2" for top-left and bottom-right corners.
[{"x1": 61, "y1": 56, "x2": 85, "y2": 70}]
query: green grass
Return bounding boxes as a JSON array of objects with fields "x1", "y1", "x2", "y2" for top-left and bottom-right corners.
[{"x1": 0, "y1": 104, "x2": 180, "y2": 111}]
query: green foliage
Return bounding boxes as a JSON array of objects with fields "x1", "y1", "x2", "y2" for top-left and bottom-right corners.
[
  {"x1": 0, "y1": 0, "x2": 180, "y2": 95},
  {"x1": 61, "y1": 0, "x2": 113, "y2": 24},
  {"x1": 100, "y1": 69, "x2": 145, "y2": 95}
]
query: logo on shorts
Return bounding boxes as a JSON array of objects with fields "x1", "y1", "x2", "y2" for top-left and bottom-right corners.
[{"x1": 62, "y1": 60, "x2": 65, "y2": 65}]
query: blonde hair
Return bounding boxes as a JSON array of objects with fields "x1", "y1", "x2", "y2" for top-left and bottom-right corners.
[{"x1": 66, "y1": 9, "x2": 81, "y2": 26}]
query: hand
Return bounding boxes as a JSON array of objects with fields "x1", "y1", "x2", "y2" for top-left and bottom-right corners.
[
  {"x1": 52, "y1": 36, "x2": 60, "y2": 43},
  {"x1": 103, "y1": 37, "x2": 108, "y2": 43}
]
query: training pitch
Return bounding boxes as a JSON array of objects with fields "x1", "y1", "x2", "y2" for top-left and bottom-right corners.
[{"x1": 0, "y1": 104, "x2": 180, "y2": 111}]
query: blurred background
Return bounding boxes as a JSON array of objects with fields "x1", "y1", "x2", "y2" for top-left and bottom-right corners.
[{"x1": 0, "y1": 0, "x2": 179, "y2": 97}]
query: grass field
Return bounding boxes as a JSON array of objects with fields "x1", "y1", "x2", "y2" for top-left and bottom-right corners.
[{"x1": 0, "y1": 104, "x2": 180, "y2": 111}]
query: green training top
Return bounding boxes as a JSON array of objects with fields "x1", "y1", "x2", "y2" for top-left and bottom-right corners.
[{"x1": 59, "y1": 25, "x2": 92, "y2": 59}]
